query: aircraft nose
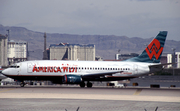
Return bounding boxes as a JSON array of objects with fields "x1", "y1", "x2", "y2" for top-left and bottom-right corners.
[{"x1": 2, "y1": 69, "x2": 9, "y2": 75}]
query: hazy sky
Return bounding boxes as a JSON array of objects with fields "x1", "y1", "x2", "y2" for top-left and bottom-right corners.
[{"x1": 0, "y1": 0, "x2": 180, "y2": 40}]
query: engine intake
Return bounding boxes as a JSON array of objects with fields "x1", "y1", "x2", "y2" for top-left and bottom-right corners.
[{"x1": 63, "y1": 75, "x2": 82, "y2": 84}]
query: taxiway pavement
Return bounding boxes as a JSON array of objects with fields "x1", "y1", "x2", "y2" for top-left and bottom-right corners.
[{"x1": 0, "y1": 86, "x2": 179, "y2": 111}]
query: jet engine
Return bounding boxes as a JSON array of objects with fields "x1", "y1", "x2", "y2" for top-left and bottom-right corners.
[{"x1": 63, "y1": 75, "x2": 82, "y2": 84}]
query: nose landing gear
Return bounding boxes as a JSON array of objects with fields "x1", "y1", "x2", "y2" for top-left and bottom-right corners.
[{"x1": 20, "y1": 82, "x2": 26, "y2": 87}]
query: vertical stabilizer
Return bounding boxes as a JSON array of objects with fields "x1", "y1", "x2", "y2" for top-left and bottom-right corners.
[{"x1": 125, "y1": 31, "x2": 168, "y2": 63}]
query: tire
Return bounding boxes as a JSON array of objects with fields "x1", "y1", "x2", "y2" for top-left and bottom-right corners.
[
  {"x1": 80, "y1": 82, "x2": 85, "y2": 88},
  {"x1": 87, "y1": 82, "x2": 92, "y2": 88}
]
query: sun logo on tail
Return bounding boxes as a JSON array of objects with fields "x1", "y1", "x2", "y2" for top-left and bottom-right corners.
[{"x1": 145, "y1": 39, "x2": 163, "y2": 60}]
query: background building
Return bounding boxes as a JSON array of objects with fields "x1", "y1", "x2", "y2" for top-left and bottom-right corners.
[
  {"x1": 167, "y1": 52, "x2": 180, "y2": 68},
  {"x1": 115, "y1": 53, "x2": 139, "y2": 60},
  {"x1": 95, "y1": 56, "x2": 103, "y2": 61},
  {"x1": 49, "y1": 43, "x2": 95, "y2": 61},
  {"x1": 0, "y1": 34, "x2": 8, "y2": 67},
  {"x1": 8, "y1": 40, "x2": 28, "y2": 65}
]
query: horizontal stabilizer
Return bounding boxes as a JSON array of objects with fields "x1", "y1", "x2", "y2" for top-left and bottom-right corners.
[{"x1": 149, "y1": 63, "x2": 176, "y2": 73}]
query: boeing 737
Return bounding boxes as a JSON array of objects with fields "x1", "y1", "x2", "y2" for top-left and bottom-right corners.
[{"x1": 2, "y1": 31, "x2": 168, "y2": 88}]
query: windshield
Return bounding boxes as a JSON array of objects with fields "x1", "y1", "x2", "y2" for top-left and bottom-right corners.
[{"x1": 9, "y1": 64, "x2": 20, "y2": 68}]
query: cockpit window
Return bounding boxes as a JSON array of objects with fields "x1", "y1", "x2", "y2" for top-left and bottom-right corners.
[
  {"x1": 10, "y1": 66, "x2": 16, "y2": 68},
  {"x1": 9, "y1": 65, "x2": 20, "y2": 68}
]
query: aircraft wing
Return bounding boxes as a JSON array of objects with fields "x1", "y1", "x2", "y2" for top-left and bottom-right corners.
[{"x1": 81, "y1": 71, "x2": 124, "y2": 77}]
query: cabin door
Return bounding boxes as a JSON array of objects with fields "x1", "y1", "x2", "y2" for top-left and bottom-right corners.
[
  {"x1": 133, "y1": 64, "x2": 138, "y2": 74},
  {"x1": 27, "y1": 63, "x2": 33, "y2": 73}
]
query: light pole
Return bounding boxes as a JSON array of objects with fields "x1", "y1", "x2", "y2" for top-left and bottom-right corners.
[
  {"x1": 172, "y1": 48, "x2": 176, "y2": 76},
  {"x1": 6, "y1": 29, "x2": 10, "y2": 66},
  {"x1": 6, "y1": 29, "x2": 10, "y2": 41}
]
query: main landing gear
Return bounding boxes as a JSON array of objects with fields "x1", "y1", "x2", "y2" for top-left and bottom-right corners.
[{"x1": 80, "y1": 82, "x2": 93, "y2": 88}]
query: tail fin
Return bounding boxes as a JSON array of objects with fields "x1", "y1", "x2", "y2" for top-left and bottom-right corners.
[{"x1": 125, "y1": 31, "x2": 168, "y2": 63}]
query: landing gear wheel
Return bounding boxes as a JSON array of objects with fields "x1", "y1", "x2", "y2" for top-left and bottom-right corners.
[
  {"x1": 20, "y1": 82, "x2": 25, "y2": 87},
  {"x1": 87, "y1": 82, "x2": 92, "y2": 88},
  {"x1": 80, "y1": 82, "x2": 85, "y2": 88}
]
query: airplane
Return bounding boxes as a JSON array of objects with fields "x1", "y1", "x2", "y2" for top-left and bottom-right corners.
[{"x1": 2, "y1": 31, "x2": 168, "y2": 88}]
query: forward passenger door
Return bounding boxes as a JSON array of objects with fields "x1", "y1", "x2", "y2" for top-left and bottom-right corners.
[{"x1": 27, "y1": 63, "x2": 33, "y2": 73}]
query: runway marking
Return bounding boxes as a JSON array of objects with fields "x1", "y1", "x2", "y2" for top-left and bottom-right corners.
[
  {"x1": 0, "y1": 88, "x2": 15, "y2": 93},
  {"x1": 133, "y1": 89, "x2": 142, "y2": 95}
]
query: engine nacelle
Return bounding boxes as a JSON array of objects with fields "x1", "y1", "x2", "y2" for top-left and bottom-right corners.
[{"x1": 63, "y1": 75, "x2": 82, "y2": 84}]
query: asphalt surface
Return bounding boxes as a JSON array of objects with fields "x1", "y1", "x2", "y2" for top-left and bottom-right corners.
[{"x1": 0, "y1": 86, "x2": 180, "y2": 111}]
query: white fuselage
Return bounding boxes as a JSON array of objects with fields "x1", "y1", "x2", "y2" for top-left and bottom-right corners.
[{"x1": 2, "y1": 60, "x2": 155, "y2": 79}]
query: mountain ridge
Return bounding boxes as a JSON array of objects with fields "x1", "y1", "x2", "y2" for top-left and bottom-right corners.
[{"x1": 0, "y1": 24, "x2": 179, "y2": 60}]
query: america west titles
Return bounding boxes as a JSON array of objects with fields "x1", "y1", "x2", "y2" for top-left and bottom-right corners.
[{"x1": 32, "y1": 64, "x2": 78, "y2": 73}]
